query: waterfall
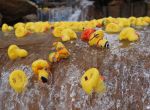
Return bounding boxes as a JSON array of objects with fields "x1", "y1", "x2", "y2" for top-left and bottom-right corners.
[{"x1": 37, "y1": 0, "x2": 94, "y2": 22}]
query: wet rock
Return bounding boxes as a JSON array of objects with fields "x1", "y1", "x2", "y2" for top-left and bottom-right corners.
[
  {"x1": 23, "y1": 14, "x2": 38, "y2": 22},
  {"x1": 0, "y1": 0, "x2": 38, "y2": 25}
]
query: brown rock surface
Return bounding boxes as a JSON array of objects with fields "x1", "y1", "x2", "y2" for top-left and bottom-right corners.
[
  {"x1": 0, "y1": 0, "x2": 37, "y2": 25},
  {"x1": 0, "y1": 28, "x2": 150, "y2": 110}
]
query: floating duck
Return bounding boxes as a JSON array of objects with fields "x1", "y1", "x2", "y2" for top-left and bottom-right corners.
[
  {"x1": 14, "y1": 22, "x2": 25, "y2": 29},
  {"x1": 105, "y1": 23, "x2": 121, "y2": 33},
  {"x1": 135, "y1": 17, "x2": 148, "y2": 28},
  {"x1": 15, "y1": 26, "x2": 28, "y2": 38},
  {"x1": 2, "y1": 23, "x2": 13, "y2": 32},
  {"x1": 117, "y1": 18, "x2": 131, "y2": 27},
  {"x1": 88, "y1": 30, "x2": 104, "y2": 46},
  {"x1": 9, "y1": 70, "x2": 28, "y2": 93},
  {"x1": 25, "y1": 22, "x2": 35, "y2": 32},
  {"x1": 97, "y1": 39, "x2": 109, "y2": 48},
  {"x1": 52, "y1": 26, "x2": 64, "y2": 37},
  {"x1": 129, "y1": 16, "x2": 136, "y2": 26},
  {"x1": 8, "y1": 45, "x2": 28, "y2": 60},
  {"x1": 81, "y1": 28, "x2": 95, "y2": 41},
  {"x1": 32, "y1": 59, "x2": 50, "y2": 83},
  {"x1": 49, "y1": 42, "x2": 70, "y2": 63},
  {"x1": 61, "y1": 28, "x2": 77, "y2": 42},
  {"x1": 81, "y1": 68, "x2": 106, "y2": 94},
  {"x1": 143, "y1": 16, "x2": 150, "y2": 24},
  {"x1": 119, "y1": 27, "x2": 139, "y2": 41}
]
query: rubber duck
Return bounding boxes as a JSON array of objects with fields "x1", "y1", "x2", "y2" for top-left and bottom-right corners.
[
  {"x1": 119, "y1": 27, "x2": 139, "y2": 41},
  {"x1": 33, "y1": 22, "x2": 47, "y2": 33},
  {"x1": 117, "y1": 18, "x2": 131, "y2": 27},
  {"x1": 49, "y1": 52, "x2": 60, "y2": 63},
  {"x1": 61, "y1": 28, "x2": 77, "y2": 42},
  {"x1": 25, "y1": 22, "x2": 35, "y2": 32},
  {"x1": 2, "y1": 23, "x2": 13, "y2": 32},
  {"x1": 143, "y1": 16, "x2": 150, "y2": 24},
  {"x1": 15, "y1": 26, "x2": 28, "y2": 38},
  {"x1": 97, "y1": 39, "x2": 109, "y2": 48},
  {"x1": 52, "y1": 26, "x2": 64, "y2": 37},
  {"x1": 49, "y1": 42, "x2": 70, "y2": 63},
  {"x1": 81, "y1": 28, "x2": 95, "y2": 41},
  {"x1": 14, "y1": 22, "x2": 25, "y2": 29},
  {"x1": 88, "y1": 30, "x2": 104, "y2": 46},
  {"x1": 129, "y1": 16, "x2": 136, "y2": 26},
  {"x1": 81, "y1": 68, "x2": 106, "y2": 94},
  {"x1": 105, "y1": 23, "x2": 121, "y2": 33},
  {"x1": 135, "y1": 17, "x2": 148, "y2": 28},
  {"x1": 9, "y1": 70, "x2": 28, "y2": 93},
  {"x1": 8, "y1": 45, "x2": 28, "y2": 60},
  {"x1": 32, "y1": 59, "x2": 50, "y2": 83}
]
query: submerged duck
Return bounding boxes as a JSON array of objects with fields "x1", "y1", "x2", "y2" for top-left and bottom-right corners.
[
  {"x1": 81, "y1": 28, "x2": 95, "y2": 41},
  {"x1": 32, "y1": 59, "x2": 50, "y2": 83},
  {"x1": 119, "y1": 27, "x2": 139, "y2": 41},
  {"x1": 61, "y1": 28, "x2": 77, "y2": 42},
  {"x1": 9, "y1": 70, "x2": 28, "y2": 93},
  {"x1": 8, "y1": 45, "x2": 28, "y2": 60},
  {"x1": 81, "y1": 68, "x2": 106, "y2": 94},
  {"x1": 105, "y1": 23, "x2": 121, "y2": 33}
]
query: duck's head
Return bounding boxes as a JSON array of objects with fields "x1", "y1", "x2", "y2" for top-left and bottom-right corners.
[
  {"x1": 9, "y1": 70, "x2": 28, "y2": 93},
  {"x1": 52, "y1": 26, "x2": 64, "y2": 37},
  {"x1": 81, "y1": 28, "x2": 95, "y2": 41},
  {"x1": 8, "y1": 45, "x2": 19, "y2": 60},
  {"x1": 53, "y1": 42, "x2": 65, "y2": 51},
  {"x1": 97, "y1": 39, "x2": 109, "y2": 48},
  {"x1": 14, "y1": 22, "x2": 25, "y2": 29}
]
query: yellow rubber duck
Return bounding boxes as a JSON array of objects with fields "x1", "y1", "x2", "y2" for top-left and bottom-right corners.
[
  {"x1": 129, "y1": 16, "x2": 136, "y2": 26},
  {"x1": 117, "y1": 18, "x2": 131, "y2": 27},
  {"x1": 2, "y1": 23, "x2": 14, "y2": 32},
  {"x1": 135, "y1": 17, "x2": 148, "y2": 28},
  {"x1": 88, "y1": 30, "x2": 104, "y2": 46},
  {"x1": 32, "y1": 59, "x2": 50, "y2": 83},
  {"x1": 119, "y1": 27, "x2": 139, "y2": 41},
  {"x1": 81, "y1": 68, "x2": 106, "y2": 94},
  {"x1": 105, "y1": 23, "x2": 121, "y2": 33},
  {"x1": 143, "y1": 16, "x2": 150, "y2": 24},
  {"x1": 97, "y1": 39, "x2": 109, "y2": 48},
  {"x1": 15, "y1": 26, "x2": 28, "y2": 38},
  {"x1": 14, "y1": 22, "x2": 25, "y2": 29},
  {"x1": 61, "y1": 28, "x2": 77, "y2": 42},
  {"x1": 25, "y1": 22, "x2": 35, "y2": 32},
  {"x1": 33, "y1": 22, "x2": 48, "y2": 33},
  {"x1": 8, "y1": 45, "x2": 28, "y2": 60},
  {"x1": 49, "y1": 52, "x2": 60, "y2": 63},
  {"x1": 49, "y1": 42, "x2": 70, "y2": 63},
  {"x1": 9, "y1": 70, "x2": 28, "y2": 93},
  {"x1": 52, "y1": 26, "x2": 64, "y2": 37}
]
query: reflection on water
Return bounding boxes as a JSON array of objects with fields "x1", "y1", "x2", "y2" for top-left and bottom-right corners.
[{"x1": 0, "y1": 28, "x2": 150, "y2": 110}]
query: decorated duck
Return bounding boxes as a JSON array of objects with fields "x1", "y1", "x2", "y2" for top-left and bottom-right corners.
[
  {"x1": 119, "y1": 27, "x2": 139, "y2": 42},
  {"x1": 61, "y1": 28, "x2": 77, "y2": 42},
  {"x1": 15, "y1": 26, "x2": 28, "y2": 38},
  {"x1": 32, "y1": 59, "x2": 50, "y2": 83},
  {"x1": 49, "y1": 42, "x2": 70, "y2": 63},
  {"x1": 8, "y1": 45, "x2": 28, "y2": 60},
  {"x1": 2, "y1": 23, "x2": 13, "y2": 32},
  {"x1": 81, "y1": 68, "x2": 106, "y2": 94},
  {"x1": 88, "y1": 30, "x2": 109, "y2": 48},
  {"x1": 9, "y1": 70, "x2": 28, "y2": 93},
  {"x1": 81, "y1": 28, "x2": 96, "y2": 41},
  {"x1": 105, "y1": 23, "x2": 121, "y2": 33}
]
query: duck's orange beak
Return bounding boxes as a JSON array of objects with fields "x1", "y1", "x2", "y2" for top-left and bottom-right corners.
[{"x1": 99, "y1": 75, "x2": 105, "y2": 81}]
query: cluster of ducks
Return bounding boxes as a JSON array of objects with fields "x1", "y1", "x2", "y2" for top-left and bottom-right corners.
[
  {"x1": 2, "y1": 16, "x2": 150, "y2": 94},
  {"x1": 8, "y1": 42, "x2": 70, "y2": 93}
]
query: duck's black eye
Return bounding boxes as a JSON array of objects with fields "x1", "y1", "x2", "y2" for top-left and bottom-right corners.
[
  {"x1": 105, "y1": 41, "x2": 109, "y2": 49},
  {"x1": 85, "y1": 76, "x2": 88, "y2": 81},
  {"x1": 41, "y1": 77, "x2": 48, "y2": 83}
]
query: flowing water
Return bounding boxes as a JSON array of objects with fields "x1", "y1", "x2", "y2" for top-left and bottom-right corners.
[
  {"x1": 37, "y1": 0, "x2": 94, "y2": 21},
  {"x1": 0, "y1": 27, "x2": 150, "y2": 110}
]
